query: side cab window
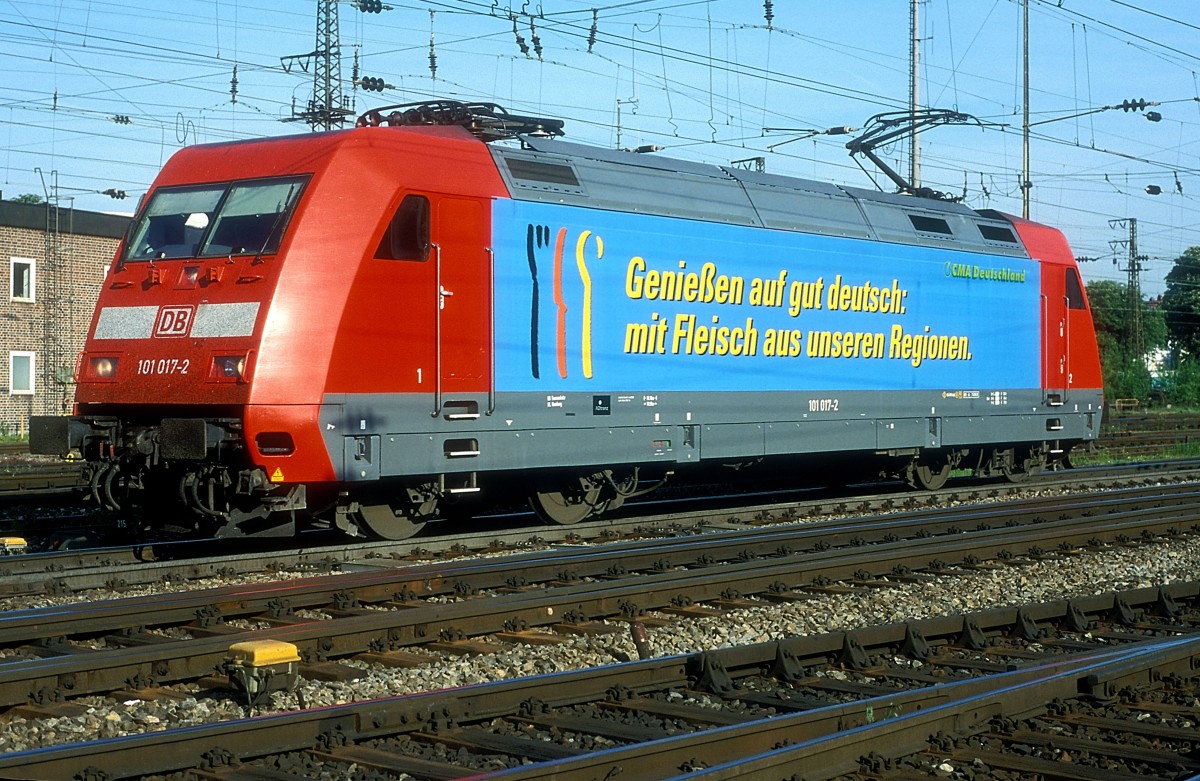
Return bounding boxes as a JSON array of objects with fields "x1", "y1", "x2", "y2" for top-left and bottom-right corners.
[
  {"x1": 376, "y1": 194, "x2": 431, "y2": 262},
  {"x1": 1065, "y1": 268, "x2": 1086, "y2": 310}
]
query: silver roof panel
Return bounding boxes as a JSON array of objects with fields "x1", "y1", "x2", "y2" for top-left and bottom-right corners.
[{"x1": 491, "y1": 137, "x2": 1029, "y2": 258}]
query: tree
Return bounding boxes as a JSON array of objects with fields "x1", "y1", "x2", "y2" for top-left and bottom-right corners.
[
  {"x1": 9, "y1": 193, "x2": 43, "y2": 205},
  {"x1": 1086, "y1": 280, "x2": 1127, "y2": 351},
  {"x1": 1159, "y1": 246, "x2": 1200, "y2": 406},
  {"x1": 1086, "y1": 279, "x2": 1156, "y2": 400},
  {"x1": 1144, "y1": 301, "x2": 1168, "y2": 354},
  {"x1": 1161, "y1": 246, "x2": 1200, "y2": 358}
]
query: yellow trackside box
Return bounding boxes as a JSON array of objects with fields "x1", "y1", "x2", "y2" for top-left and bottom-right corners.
[
  {"x1": 225, "y1": 640, "x2": 301, "y2": 706},
  {"x1": 227, "y1": 639, "x2": 301, "y2": 667},
  {"x1": 0, "y1": 538, "x2": 27, "y2": 554}
]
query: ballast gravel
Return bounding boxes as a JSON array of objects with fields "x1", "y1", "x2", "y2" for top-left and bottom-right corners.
[{"x1": 2, "y1": 532, "x2": 1199, "y2": 754}]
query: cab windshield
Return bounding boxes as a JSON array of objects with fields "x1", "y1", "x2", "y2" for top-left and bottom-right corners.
[{"x1": 124, "y1": 176, "x2": 308, "y2": 261}]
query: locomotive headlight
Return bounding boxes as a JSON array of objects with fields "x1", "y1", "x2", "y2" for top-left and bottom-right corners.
[
  {"x1": 88, "y1": 356, "x2": 119, "y2": 379},
  {"x1": 210, "y1": 353, "x2": 250, "y2": 382}
]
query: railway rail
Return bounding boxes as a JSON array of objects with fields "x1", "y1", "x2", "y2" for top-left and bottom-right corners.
[
  {"x1": 0, "y1": 411, "x2": 1190, "y2": 509},
  {"x1": 1098, "y1": 412, "x2": 1200, "y2": 460},
  {"x1": 0, "y1": 464, "x2": 81, "y2": 498},
  {"x1": 2, "y1": 583, "x2": 1198, "y2": 780},
  {"x1": 0, "y1": 446, "x2": 1196, "y2": 779},
  {"x1": 0, "y1": 427, "x2": 1191, "y2": 552},
  {"x1": 0, "y1": 483, "x2": 1195, "y2": 711},
  {"x1": 2, "y1": 458, "x2": 1197, "y2": 599}
]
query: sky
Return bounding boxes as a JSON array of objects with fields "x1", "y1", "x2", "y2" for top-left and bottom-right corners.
[{"x1": 1, "y1": 0, "x2": 1197, "y2": 298}]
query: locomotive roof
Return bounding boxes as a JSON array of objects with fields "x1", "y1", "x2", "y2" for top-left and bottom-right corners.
[{"x1": 491, "y1": 136, "x2": 1029, "y2": 259}]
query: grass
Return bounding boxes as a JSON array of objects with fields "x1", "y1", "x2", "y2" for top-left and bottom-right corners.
[{"x1": 1072, "y1": 440, "x2": 1200, "y2": 466}]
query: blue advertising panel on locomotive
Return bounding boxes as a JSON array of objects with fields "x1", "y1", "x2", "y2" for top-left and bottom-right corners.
[{"x1": 492, "y1": 200, "x2": 1039, "y2": 393}]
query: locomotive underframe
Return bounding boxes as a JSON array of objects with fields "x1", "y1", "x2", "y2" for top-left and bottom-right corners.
[
  {"x1": 318, "y1": 385, "x2": 1099, "y2": 537},
  {"x1": 327, "y1": 387, "x2": 1099, "y2": 477},
  {"x1": 32, "y1": 386, "x2": 1096, "y2": 541},
  {"x1": 30, "y1": 413, "x2": 307, "y2": 539}
]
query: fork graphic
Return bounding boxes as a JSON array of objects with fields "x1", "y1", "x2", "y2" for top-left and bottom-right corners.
[{"x1": 526, "y1": 224, "x2": 564, "y2": 379}]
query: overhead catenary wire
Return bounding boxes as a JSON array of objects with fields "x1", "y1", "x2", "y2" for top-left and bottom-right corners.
[{"x1": 0, "y1": 0, "x2": 1197, "y2": 279}]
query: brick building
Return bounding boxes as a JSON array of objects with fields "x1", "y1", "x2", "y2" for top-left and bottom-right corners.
[{"x1": 0, "y1": 200, "x2": 129, "y2": 435}]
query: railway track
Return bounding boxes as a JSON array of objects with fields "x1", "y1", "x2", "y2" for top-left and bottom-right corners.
[
  {"x1": 0, "y1": 450, "x2": 1197, "y2": 778},
  {"x1": 2, "y1": 582, "x2": 1198, "y2": 780},
  {"x1": 2, "y1": 458, "x2": 1197, "y2": 599},
  {"x1": 1098, "y1": 412, "x2": 1200, "y2": 460},
  {"x1": 0, "y1": 485, "x2": 1194, "y2": 697},
  {"x1": 0, "y1": 441, "x2": 1157, "y2": 506},
  {"x1": 0, "y1": 413, "x2": 1190, "y2": 522}
]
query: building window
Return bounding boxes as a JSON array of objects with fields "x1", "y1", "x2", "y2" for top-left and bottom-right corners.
[
  {"x1": 10, "y1": 258, "x2": 35, "y2": 302},
  {"x1": 10, "y1": 352, "x2": 34, "y2": 395}
]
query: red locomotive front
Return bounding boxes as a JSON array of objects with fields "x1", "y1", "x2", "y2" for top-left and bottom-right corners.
[{"x1": 32, "y1": 125, "x2": 508, "y2": 538}]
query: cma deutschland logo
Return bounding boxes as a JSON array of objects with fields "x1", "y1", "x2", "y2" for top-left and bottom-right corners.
[{"x1": 154, "y1": 305, "x2": 195, "y2": 337}]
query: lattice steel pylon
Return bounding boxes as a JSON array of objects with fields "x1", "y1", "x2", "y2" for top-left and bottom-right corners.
[
  {"x1": 37, "y1": 170, "x2": 75, "y2": 414},
  {"x1": 284, "y1": 0, "x2": 353, "y2": 131},
  {"x1": 1110, "y1": 217, "x2": 1146, "y2": 360}
]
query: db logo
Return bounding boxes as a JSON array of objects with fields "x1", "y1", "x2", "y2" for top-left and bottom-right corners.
[{"x1": 154, "y1": 306, "x2": 194, "y2": 337}]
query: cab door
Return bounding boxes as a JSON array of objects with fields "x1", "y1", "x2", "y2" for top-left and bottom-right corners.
[
  {"x1": 1041, "y1": 265, "x2": 1069, "y2": 403},
  {"x1": 432, "y1": 196, "x2": 490, "y2": 415}
]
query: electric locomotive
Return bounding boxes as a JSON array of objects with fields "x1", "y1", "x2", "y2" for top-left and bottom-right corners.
[{"x1": 30, "y1": 101, "x2": 1103, "y2": 541}]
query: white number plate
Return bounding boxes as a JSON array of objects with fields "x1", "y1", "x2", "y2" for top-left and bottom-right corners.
[{"x1": 136, "y1": 358, "x2": 190, "y2": 375}]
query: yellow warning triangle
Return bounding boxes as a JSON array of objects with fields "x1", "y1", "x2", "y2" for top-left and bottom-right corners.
[{"x1": 270, "y1": 467, "x2": 285, "y2": 483}]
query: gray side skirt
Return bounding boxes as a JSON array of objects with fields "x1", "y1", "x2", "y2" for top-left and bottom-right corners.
[{"x1": 321, "y1": 389, "x2": 1102, "y2": 482}]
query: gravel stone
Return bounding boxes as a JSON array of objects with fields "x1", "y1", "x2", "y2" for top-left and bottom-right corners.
[{"x1": 2, "y1": 517, "x2": 1199, "y2": 754}]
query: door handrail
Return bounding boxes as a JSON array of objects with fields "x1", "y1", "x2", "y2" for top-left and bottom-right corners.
[
  {"x1": 487, "y1": 246, "x2": 496, "y2": 416},
  {"x1": 432, "y1": 242, "x2": 443, "y2": 417}
]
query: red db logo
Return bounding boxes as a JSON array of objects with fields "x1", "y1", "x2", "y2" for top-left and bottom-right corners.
[{"x1": 155, "y1": 306, "x2": 194, "y2": 337}]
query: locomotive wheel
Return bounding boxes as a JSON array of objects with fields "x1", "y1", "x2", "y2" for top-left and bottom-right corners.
[
  {"x1": 1002, "y1": 459, "x2": 1040, "y2": 483},
  {"x1": 911, "y1": 462, "x2": 951, "y2": 491},
  {"x1": 530, "y1": 475, "x2": 607, "y2": 525},
  {"x1": 1002, "y1": 464, "x2": 1030, "y2": 483},
  {"x1": 355, "y1": 502, "x2": 427, "y2": 540},
  {"x1": 1002, "y1": 448, "x2": 1045, "y2": 484}
]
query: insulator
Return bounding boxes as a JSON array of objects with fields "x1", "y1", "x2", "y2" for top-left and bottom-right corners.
[
  {"x1": 588, "y1": 9, "x2": 598, "y2": 52},
  {"x1": 513, "y1": 16, "x2": 529, "y2": 56},
  {"x1": 530, "y1": 18, "x2": 542, "y2": 60},
  {"x1": 764, "y1": 0, "x2": 774, "y2": 29},
  {"x1": 427, "y1": 9, "x2": 438, "y2": 79}
]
